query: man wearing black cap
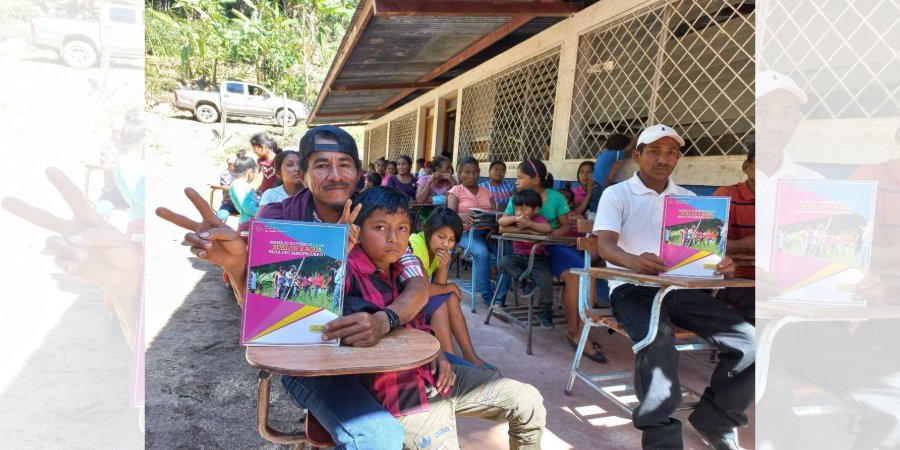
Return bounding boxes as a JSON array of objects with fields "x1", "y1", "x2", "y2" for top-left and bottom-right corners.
[{"x1": 157, "y1": 125, "x2": 428, "y2": 448}]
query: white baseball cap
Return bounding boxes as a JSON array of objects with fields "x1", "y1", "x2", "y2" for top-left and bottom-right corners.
[
  {"x1": 637, "y1": 124, "x2": 685, "y2": 147},
  {"x1": 756, "y1": 70, "x2": 808, "y2": 104}
]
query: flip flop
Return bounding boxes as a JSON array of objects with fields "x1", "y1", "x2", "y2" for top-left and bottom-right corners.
[{"x1": 567, "y1": 336, "x2": 608, "y2": 364}]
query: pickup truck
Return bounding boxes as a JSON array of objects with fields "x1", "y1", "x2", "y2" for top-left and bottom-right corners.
[
  {"x1": 29, "y1": 4, "x2": 143, "y2": 69},
  {"x1": 173, "y1": 81, "x2": 309, "y2": 127}
]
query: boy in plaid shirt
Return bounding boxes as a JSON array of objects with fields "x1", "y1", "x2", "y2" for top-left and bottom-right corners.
[{"x1": 347, "y1": 186, "x2": 546, "y2": 449}]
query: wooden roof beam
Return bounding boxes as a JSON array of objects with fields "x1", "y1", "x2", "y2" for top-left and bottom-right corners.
[
  {"x1": 362, "y1": 15, "x2": 534, "y2": 120},
  {"x1": 330, "y1": 81, "x2": 444, "y2": 91},
  {"x1": 315, "y1": 109, "x2": 391, "y2": 117},
  {"x1": 373, "y1": 0, "x2": 583, "y2": 17}
]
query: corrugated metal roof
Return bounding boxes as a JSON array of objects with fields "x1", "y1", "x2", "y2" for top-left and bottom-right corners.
[{"x1": 308, "y1": 1, "x2": 587, "y2": 125}]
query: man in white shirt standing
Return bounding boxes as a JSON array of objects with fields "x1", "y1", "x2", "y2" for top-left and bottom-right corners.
[{"x1": 593, "y1": 124, "x2": 754, "y2": 450}]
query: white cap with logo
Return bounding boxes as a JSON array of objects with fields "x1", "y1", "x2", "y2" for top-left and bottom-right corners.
[
  {"x1": 756, "y1": 70, "x2": 808, "y2": 104},
  {"x1": 637, "y1": 124, "x2": 685, "y2": 147}
]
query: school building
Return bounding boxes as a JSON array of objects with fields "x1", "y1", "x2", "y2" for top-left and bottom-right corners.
[{"x1": 307, "y1": 0, "x2": 755, "y2": 188}]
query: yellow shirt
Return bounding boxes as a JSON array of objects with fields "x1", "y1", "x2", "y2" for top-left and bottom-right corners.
[{"x1": 409, "y1": 232, "x2": 439, "y2": 277}]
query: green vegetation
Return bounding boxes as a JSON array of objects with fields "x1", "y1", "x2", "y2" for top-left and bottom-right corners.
[{"x1": 146, "y1": 0, "x2": 357, "y2": 106}]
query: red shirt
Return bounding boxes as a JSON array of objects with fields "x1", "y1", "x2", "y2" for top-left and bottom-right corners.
[
  {"x1": 344, "y1": 246, "x2": 437, "y2": 417},
  {"x1": 713, "y1": 181, "x2": 755, "y2": 279},
  {"x1": 512, "y1": 216, "x2": 550, "y2": 256},
  {"x1": 257, "y1": 158, "x2": 277, "y2": 193},
  {"x1": 852, "y1": 158, "x2": 900, "y2": 247}
]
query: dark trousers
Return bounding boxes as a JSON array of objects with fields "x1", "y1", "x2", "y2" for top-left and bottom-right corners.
[
  {"x1": 715, "y1": 287, "x2": 755, "y2": 324},
  {"x1": 499, "y1": 254, "x2": 554, "y2": 312},
  {"x1": 610, "y1": 284, "x2": 755, "y2": 449}
]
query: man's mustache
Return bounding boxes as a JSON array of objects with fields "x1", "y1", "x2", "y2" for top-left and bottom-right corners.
[{"x1": 323, "y1": 182, "x2": 351, "y2": 190}]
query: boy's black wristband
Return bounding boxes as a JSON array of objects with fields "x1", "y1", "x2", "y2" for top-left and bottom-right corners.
[{"x1": 383, "y1": 308, "x2": 401, "y2": 332}]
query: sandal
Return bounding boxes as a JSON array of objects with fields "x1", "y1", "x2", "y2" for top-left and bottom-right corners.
[{"x1": 567, "y1": 335, "x2": 608, "y2": 364}]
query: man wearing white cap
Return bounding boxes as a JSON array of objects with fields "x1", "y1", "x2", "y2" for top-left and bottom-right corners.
[{"x1": 593, "y1": 124, "x2": 754, "y2": 449}]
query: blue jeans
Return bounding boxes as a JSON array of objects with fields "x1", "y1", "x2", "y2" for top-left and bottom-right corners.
[
  {"x1": 459, "y1": 228, "x2": 509, "y2": 303},
  {"x1": 281, "y1": 375, "x2": 404, "y2": 449}
]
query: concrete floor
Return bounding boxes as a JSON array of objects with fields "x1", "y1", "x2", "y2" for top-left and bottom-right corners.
[
  {"x1": 447, "y1": 276, "x2": 756, "y2": 450},
  {"x1": 144, "y1": 252, "x2": 755, "y2": 449}
]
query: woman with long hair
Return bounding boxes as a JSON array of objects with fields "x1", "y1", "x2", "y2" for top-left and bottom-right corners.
[
  {"x1": 415, "y1": 155, "x2": 456, "y2": 204},
  {"x1": 229, "y1": 151, "x2": 261, "y2": 224},
  {"x1": 501, "y1": 158, "x2": 605, "y2": 362},
  {"x1": 384, "y1": 155, "x2": 418, "y2": 198},
  {"x1": 259, "y1": 150, "x2": 303, "y2": 206},
  {"x1": 249, "y1": 133, "x2": 282, "y2": 194}
]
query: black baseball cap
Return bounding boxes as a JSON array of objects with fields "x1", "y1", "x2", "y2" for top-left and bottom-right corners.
[{"x1": 298, "y1": 125, "x2": 361, "y2": 169}]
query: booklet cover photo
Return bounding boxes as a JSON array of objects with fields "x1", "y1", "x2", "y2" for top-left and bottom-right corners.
[
  {"x1": 770, "y1": 179, "x2": 877, "y2": 306},
  {"x1": 241, "y1": 219, "x2": 349, "y2": 345}
]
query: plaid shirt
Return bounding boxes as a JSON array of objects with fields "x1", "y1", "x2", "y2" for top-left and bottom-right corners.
[{"x1": 344, "y1": 246, "x2": 436, "y2": 417}]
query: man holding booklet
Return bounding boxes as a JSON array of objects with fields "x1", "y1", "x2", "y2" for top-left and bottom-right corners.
[
  {"x1": 592, "y1": 124, "x2": 754, "y2": 450},
  {"x1": 157, "y1": 125, "x2": 430, "y2": 449}
]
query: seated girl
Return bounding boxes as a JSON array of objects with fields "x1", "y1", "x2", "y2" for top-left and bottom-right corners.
[
  {"x1": 447, "y1": 156, "x2": 509, "y2": 305},
  {"x1": 259, "y1": 150, "x2": 303, "y2": 206},
  {"x1": 501, "y1": 159, "x2": 606, "y2": 362},
  {"x1": 415, "y1": 155, "x2": 456, "y2": 204},
  {"x1": 410, "y1": 207, "x2": 494, "y2": 370},
  {"x1": 229, "y1": 153, "x2": 261, "y2": 224}
]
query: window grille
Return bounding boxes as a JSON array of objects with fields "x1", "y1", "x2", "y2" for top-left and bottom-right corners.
[
  {"x1": 759, "y1": 0, "x2": 900, "y2": 120},
  {"x1": 458, "y1": 48, "x2": 561, "y2": 163},
  {"x1": 567, "y1": 0, "x2": 755, "y2": 158},
  {"x1": 387, "y1": 111, "x2": 418, "y2": 160},
  {"x1": 368, "y1": 124, "x2": 387, "y2": 163}
]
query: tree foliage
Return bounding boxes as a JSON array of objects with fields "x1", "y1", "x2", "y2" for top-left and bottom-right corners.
[{"x1": 146, "y1": 0, "x2": 356, "y2": 105}]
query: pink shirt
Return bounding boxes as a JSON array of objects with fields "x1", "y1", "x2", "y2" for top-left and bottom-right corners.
[
  {"x1": 573, "y1": 185, "x2": 588, "y2": 205},
  {"x1": 447, "y1": 184, "x2": 493, "y2": 216}
]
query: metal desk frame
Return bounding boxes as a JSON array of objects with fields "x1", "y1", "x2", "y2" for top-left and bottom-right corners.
[
  {"x1": 484, "y1": 233, "x2": 576, "y2": 355},
  {"x1": 566, "y1": 267, "x2": 754, "y2": 415}
]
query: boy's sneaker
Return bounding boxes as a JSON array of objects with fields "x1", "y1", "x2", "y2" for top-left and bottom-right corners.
[
  {"x1": 521, "y1": 278, "x2": 536, "y2": 297},
  {"x1": 538, "y1": 310, "x2": 554, "y2": 329}
]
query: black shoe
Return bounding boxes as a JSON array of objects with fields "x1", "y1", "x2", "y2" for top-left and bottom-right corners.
[
  {"x1": 538, "y1": 310, "x2": 554, "y2": 329},
  {"x1": 521, "y1": 278, "x2": 536, "y2": 297},
  {"x1": 689, "y1": 417, "x2": 742, "y2": 450}
]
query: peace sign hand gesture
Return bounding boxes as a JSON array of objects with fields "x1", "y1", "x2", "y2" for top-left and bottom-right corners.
[
  {"x1": 337, "y1": 199, "x2": 363, "y2": 252},
  {"x1": 155, "y1": 187, "x2": 248, "y2": 279}
]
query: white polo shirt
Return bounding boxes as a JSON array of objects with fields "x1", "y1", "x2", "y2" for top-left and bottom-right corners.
[{"x1": 593, "y1": 171, "x2": 695, "y2": 292}]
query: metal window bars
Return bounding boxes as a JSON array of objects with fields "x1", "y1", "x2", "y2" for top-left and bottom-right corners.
[
  {"x1": 758, "y1": 0, "x2": 900, "y2": 120},
  {"x1": 567, "y1": 0, "x2": 755, "y2": 159},
  {"x1": 458, "y1": 48, "x2": 561, "y2": 163},
  {"x1": 387, "y1": 111, "x2": 418, "y2": 161},
  {"x1": 368, "y1": 124, "x2": 388, "y2": 164}
]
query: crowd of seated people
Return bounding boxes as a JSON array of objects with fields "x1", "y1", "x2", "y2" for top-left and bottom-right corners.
[{"x1": 169, "y1": 120, "x2": 758, "y2": 449}]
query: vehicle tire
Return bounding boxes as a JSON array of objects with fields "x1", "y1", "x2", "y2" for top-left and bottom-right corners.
[
  {"x1": 195, "y1": 104, "x2": 220, "y2": 123},
  {"x1": 61, "y1": 39, "x2": 98, "y2": 69},
  {"x1": 276, "y1": 109, "x2": 297, "y2": 127}
]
